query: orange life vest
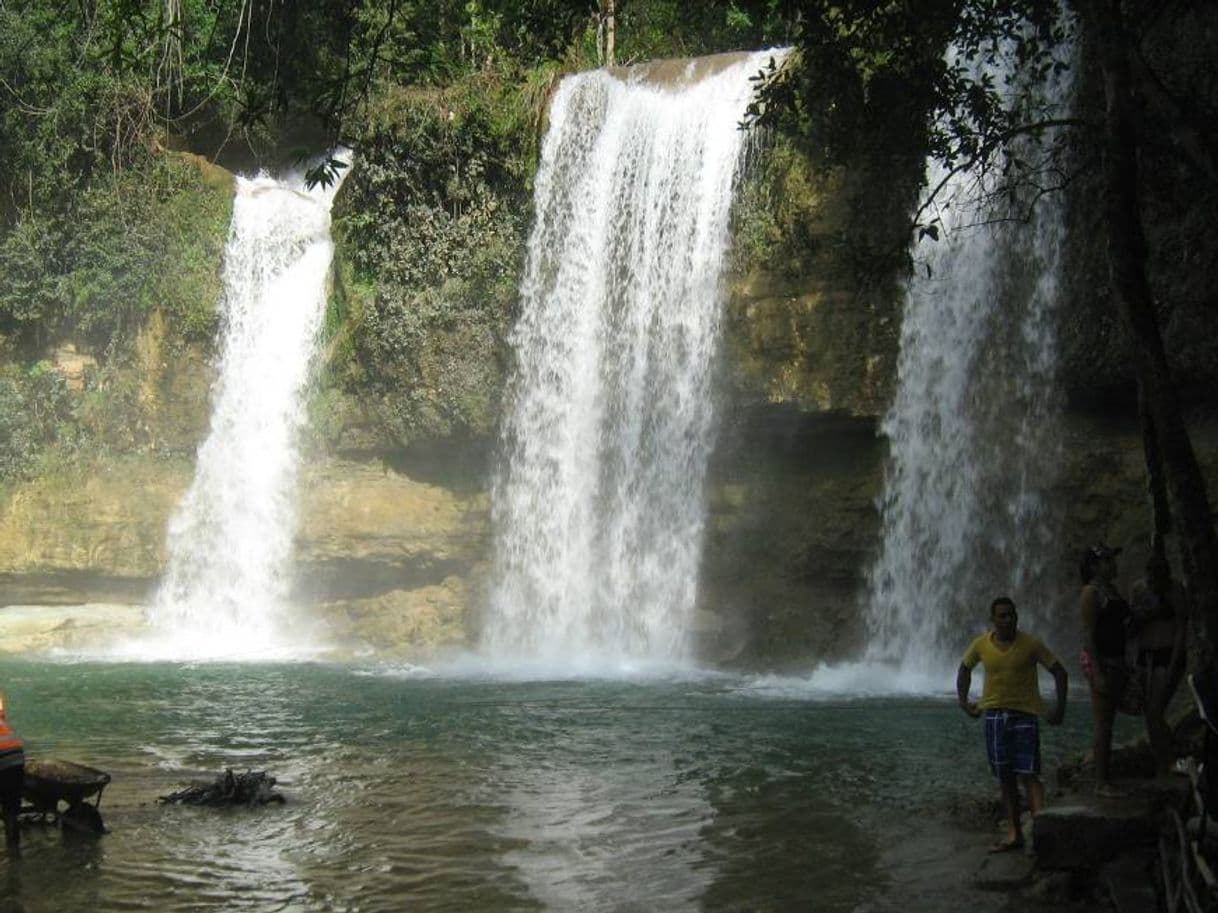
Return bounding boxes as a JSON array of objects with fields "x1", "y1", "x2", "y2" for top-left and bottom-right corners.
[
  {"x1": 0, "y1": 696, "x2": 23, "y2": 755},
  {"x1": 0, "y1": 721, "x2": 20, "y2": 754}
]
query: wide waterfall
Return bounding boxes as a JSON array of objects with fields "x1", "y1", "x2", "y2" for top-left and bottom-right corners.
[
  {"x1": 483, "y1": 52, "x2": 782, "y2": 668},
  {"x1": 144, "y1": 154, "x2": 350, "y2": 659},
  {"x1": 864, "y1": 48, "x2": 1076, "y2": 676}
]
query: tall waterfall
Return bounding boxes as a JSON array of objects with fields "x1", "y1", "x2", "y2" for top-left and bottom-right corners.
[
  {"x1": 483, "y1": 52, "x2": 781, "y2": 668},
  {"x1": 145, "y1": 154, "x2": 349, "y2": 659},
  {"x1": 864, "y1": 46, "x2": 1076, "y2": 675}
]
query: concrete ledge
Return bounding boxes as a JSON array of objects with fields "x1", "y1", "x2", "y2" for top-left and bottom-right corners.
[{"x1": 1034, "y1": 795, "x2": 1160, "y2": 870}]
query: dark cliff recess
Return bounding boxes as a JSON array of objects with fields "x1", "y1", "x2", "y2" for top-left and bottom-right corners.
[{"x1": 701, "y1": 407, "x2": 884, "y2": 667}]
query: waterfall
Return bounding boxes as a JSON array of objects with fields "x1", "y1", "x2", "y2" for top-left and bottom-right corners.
[
  {"x1": 483, "y1": 52, "x2": 782, "y2": 668},
  {"x1": 145, "y1": 153, "x2": 350, "y2": 659},
  {"x1": 863, "y1": 43, "x2": 1076, "y2": 675}
]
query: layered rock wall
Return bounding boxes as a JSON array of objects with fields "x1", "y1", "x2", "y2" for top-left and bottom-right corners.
[{"x1": 4, "y1": 44, "x2": 1218, "y2": 667}]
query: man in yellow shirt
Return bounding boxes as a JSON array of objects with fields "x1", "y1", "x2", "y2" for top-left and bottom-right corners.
[{"x1": 957, "y1": 596, "x2": 1068, "y2": 853}]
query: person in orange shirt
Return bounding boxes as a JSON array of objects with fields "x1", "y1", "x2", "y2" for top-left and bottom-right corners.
[
  {"x1": 957, "y1": 596, "x2": 1068, "y2": 853},
  {"x1": 0, "y1": 693, "x2": 24, "y2": 856}
]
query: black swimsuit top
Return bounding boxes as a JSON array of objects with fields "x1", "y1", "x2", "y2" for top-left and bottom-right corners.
[
  {"x1": 1094, "y1": 589, "x2": 1130, "y2": 659},
  {"x1": 1142, "y1": 590, "x2": 1175, "y2": 622}
]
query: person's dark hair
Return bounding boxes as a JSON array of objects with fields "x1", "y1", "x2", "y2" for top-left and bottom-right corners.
[
  {"x1": 1080, "y1": 543, "x2": 1122, "y2": 583},
  {"x1": 990, "y1": 596, "x2": 1016, "y2": 614},
  {"x1": 1080, "y1": 551, "x2": 1098, "y2": 584}
]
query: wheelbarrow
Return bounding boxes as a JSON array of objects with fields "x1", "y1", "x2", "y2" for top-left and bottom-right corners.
[{"x1": 21, "y1": 758, "x2": 111, "y2": 834}]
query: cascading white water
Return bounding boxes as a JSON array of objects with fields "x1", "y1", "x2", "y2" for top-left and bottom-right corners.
[
  {"x1": 863, "y1": 43, "x2": 1076, "y2": 676},
  {"x1": 483, "y1": 52, "x2": 783, "y2": 668},
  {"x1": 144, "y1": 154, "x2": 350, "y2": 660}
]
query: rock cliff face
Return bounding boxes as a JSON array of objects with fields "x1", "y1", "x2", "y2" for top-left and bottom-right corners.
[
  {"x1": 5, "y1": 395, "x2": 1210, "y2": 666},
  {"x1": 723, "y1": 273, "x2": 897, "y2": 418},
  {"x1": 0, "y1": 457, "x2": 490, "y2": 656},
  {"x1": 3, "y1": 49, "x2": 1218, "y2": 667}
]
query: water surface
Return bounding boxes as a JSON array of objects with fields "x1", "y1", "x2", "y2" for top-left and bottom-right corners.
[{"x1": 0, "y1": 661, "x2": 1102, "y2": 912}]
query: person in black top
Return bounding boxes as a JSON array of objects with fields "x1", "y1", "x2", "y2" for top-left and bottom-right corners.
[{"x1": 1079, "y1": 543, "x2": 1131, "y2": 798}]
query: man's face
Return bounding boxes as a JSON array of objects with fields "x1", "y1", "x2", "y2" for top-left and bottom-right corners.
[{"x1": 991, "y1": 603, "x2": 1017, "y2": 639}]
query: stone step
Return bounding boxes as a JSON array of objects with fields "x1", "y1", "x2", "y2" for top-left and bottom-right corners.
[
  {"x1": 1099, "y1": 850, "x2": 1159, "y2": 913},
  {"x1": 1034, "y1": 779, "x2": 1188, "y2": 870},
  {"x1": 969, "y1": 849, "x2": 1036, "y2": 891}
]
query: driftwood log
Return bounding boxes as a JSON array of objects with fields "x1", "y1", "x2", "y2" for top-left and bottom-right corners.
[{"x1": 159, "y1": 769, "x2": 285, "y2": 807}]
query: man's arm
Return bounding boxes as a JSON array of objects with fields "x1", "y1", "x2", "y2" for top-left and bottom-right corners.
[
  {"x1": 1045, "y1": 661, "x2": 1068, "y2": 725},
  {"x1": 956, "y1": 664, "x2": 980, "y2": 717}
]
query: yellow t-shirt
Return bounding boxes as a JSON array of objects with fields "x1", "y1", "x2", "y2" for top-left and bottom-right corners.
[{"x1": 961, "y1": 631, "x2": 1059, "y2": 716}]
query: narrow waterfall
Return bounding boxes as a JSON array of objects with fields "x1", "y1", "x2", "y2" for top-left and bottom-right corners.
[
  {"x1": 864, "y1": 47, "x2": 1076, "y2": 675},
  {"x1": 146, "y1": 155, "x2": 349, "y2": 659},
  {"x1": 484, "y1": 52, "x2": 781, "y2": 667}
]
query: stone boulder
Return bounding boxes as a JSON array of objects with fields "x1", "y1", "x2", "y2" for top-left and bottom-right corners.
[{"x1": 1033, "y1": 794, "x2": 1165, "y2": 870}]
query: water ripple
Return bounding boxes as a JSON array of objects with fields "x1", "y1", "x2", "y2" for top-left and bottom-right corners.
[{"x1": 0, "y1": 661, "x2": 1123, "y2": 912}]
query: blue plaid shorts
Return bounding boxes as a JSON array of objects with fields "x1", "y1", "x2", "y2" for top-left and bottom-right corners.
[{"x1": 984, "y1": 709, "x2": 1041, "y2": 777}]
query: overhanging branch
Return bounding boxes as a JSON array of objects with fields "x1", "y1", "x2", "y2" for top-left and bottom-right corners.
[{"x1": 911, "y1": 116, "x2": 1088, "y2": 231}]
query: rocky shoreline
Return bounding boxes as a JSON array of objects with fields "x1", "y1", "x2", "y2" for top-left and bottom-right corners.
[{"x1": 892, "y1": 724, "x2": 1210, "y2": 912}]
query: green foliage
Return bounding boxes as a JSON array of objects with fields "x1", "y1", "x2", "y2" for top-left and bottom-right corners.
[
  {"x1": 0, "y1": 5, "x2": 158, "y2": 216},
  {"x1": 345, "y1": 1, "x2": 588, "y2": 89},
  {"x1": 592, "y1": 0, "x2": 790, "y2": 64},
  {"x1": 333, "y1": 67, "x2": 539, "y2": 444},
  {"x1": 0, "y1": 0, "x2": 802, "y2": 463},
  {"x1": 0, "y1": 377, "x2": 37, "y2": 480},
  {"x1": 74, "y1": 355, "x2": 146, "y2": 452},
  {"x1": 0, "y1": 217, "x2": 64, "y2": 338},
  {"x1": 734, "y1": 130, "x2": 919, "y2": 286},
  {"x1": 153, "y1": 163, "x2": 232, "y2": 342},
  {"x1": 311, "y1": 0, "x2": 796, "y2": 445},
  {"x1": 0, "y1": 362, "x2": 78, "y2": 480},
  {"x1": 733, "y1": 140, "x2": 822, "y2": 278},
  {"x1": 746, "y1": 1, "x2": 1076, "y2": 254},
  {"x1": 0, "y1": 159, "x2": 228, "y2": 351}
]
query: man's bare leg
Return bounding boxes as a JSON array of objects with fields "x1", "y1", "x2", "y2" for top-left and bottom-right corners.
[
  {"x1": 990, "y1": 773, "x2": 1024, "y2": 851},
  {"x1": 1023, "y1": 775, "x2": 1045, "y2": 815},
  {"x1": 1145, "y1": 667, "x2": 1178, "y2": 776},
  {"x1": 1090, "y1": 688, "x2": 1126, "y2": 796}
]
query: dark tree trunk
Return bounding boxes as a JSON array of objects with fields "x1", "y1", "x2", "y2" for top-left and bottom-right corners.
[
  {"x1": 1138, "y1": 385, "x2": 1171, "y2": 557},
  {"x1": 1084, "y1": 0, "x2": 1218, "y2": 678}
]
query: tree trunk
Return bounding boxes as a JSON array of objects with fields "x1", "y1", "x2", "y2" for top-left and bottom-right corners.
[
  {"x1": 1138, "y1": 386, "x2": 1171, "y2": 557},
  {"x1": 1085, "y1": 0, "x2": 1218, "y2": 677}
]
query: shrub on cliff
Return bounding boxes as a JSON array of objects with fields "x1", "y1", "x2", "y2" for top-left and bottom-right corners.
[
  {"x1": 0, "y1": 363, "x2": 77, "y2": 481},
  {"x1": 330, "y1": 69, "x2": 544, "y2": 446},
  {"x1": 0, "y1": 160, "x2": 228, "y2": 354}
]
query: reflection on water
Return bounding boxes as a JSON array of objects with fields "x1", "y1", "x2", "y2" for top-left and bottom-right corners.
[
  {"x1": 493, "y1": 707, "x2": 715, "y2": 912},
  {"x1": 0, "y1": 662, "x2": 1106, "y2": 912}
]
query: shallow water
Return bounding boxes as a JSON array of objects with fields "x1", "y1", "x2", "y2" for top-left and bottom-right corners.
[{"x1": 0, "y1": 660, "x2": 1112, "y2": 912}]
